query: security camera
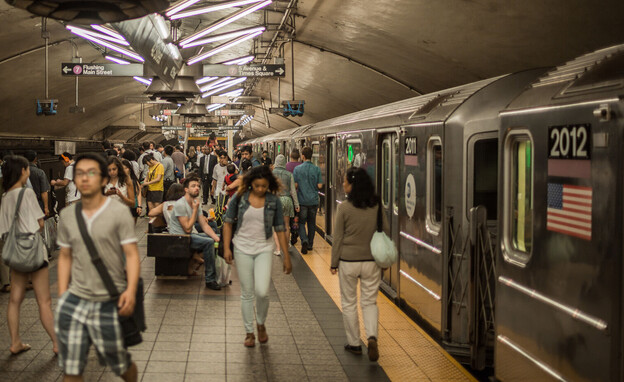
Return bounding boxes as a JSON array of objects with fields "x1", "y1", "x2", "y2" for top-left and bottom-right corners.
[{"x1": 36, "y1": 99, "x2": 58, "y2": 116}]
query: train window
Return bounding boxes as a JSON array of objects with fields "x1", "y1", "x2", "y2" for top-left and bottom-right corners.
[
  {"x1": 346, "y1": 140, "x2": 362, "y2": 167},
  {"x1": 311, "y1": 143, "x2": 320, "y2": 167},
  {"x1": 503, "y1": 132, "x2": 533, "y2": 265},
  {"x1": 381, "y1": 139, "x2": 391, "y2": 208},
  {"x1": 393, "y1": 137, "x2": 399, "y2": 215},
  {"x1": 473, "y1": 138, "x2": 498, "y2": 220},
  {"x1": 426, "y1": 137, "x2": 442, "y2": 234}
]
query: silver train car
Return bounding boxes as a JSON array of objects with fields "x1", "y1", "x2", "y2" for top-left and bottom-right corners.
[{"x1": 243, "y1": 44, "x2": 624, "y2": 381}]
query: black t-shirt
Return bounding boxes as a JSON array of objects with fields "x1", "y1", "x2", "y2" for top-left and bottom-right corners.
[
  {"x1": 261, "y1": 157, "x2": 272, "y2": 166},
  {"x1": 28, "y1": 164, "x2": 50, "y2": 211}
]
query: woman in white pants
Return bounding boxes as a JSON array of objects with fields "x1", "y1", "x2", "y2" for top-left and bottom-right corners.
[
  {"x1": 223, "y1": 165, "x2": 292, "y2": 347},
  {"x1": 330, "y1": 167, "x2": 388, "y2": 362}
]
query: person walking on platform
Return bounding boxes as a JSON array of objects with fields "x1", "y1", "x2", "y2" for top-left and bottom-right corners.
[
  {"x1": 260, "y1": 151, "x2": 272, "y2": 167},
  {"x1": 161, "y1": 145, "x2": 176, "y2": 197},
  {"x1": 212, "y1": 150, "x2": 229, "y2": 206},
  {"x1": 51, "y1": 152, "x2": 81, "y2": 208},
  {"x1": 0, "y1": 155, "x2": 58, "y2": 355},
  {"x1": 199, "y1": 146, "x2": 217, "y2": 205},
  {"x1": 331, "y1": 167, "x2": 387, "y2": 362},
  {"x1": 272, "y1": 155, "x2": 299, "y2": 256},
  {"x1": 24, "y1": 150, "x2": 50, "y2": 216},
  {"x1": 293, "y1": 146, "x2": 323, "y2": 254},
  {"x1": 241, "y1": 145, "x2": 261, "y2": 167},
  {"x1": 286, "y1": 148, "x2": 302, "y2": 174},
  {"x1": 222, "y1": 166, "x2": 292, "y2": 347},
  {"x1": 55, "y1": 152, "x2": 140, "y2": 382},
  {"x1": 141, "y1": 154, "x2": 164, "y2": 211}
]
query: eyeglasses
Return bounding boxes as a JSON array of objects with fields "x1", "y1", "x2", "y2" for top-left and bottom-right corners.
[{"x1": 75, "y1": 170, "x2": 101, "y2": 178}]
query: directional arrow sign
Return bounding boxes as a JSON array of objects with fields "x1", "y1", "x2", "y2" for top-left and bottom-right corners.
[
  {"x1": 61, "y1": 63, "x2": 144, "y2": 77},
  {"x1": 203, "y1": 64, "x2": 286, "y2": 77}
]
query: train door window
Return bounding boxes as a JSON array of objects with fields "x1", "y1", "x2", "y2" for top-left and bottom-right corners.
[
  {"x1": 381, "y1": 139, "x2": 391, "y2": 208},
  {"x1": 503, "y1": 132, "x2": 533, "y2": 265},
  {"x1": 473, "y1": 138, "x2": 498, "y2": 220},
  {"x1": 426, "y1": 137, "x2": 442, "y2": 234},
  {"x1": 311, "y1": 142, "x2": 320, "y2": 167},
  {"x1": 346, "y1": 140, "x2": 362, "y2": 168},
  {"x1": 394, "y1": 137, "x2": 399, "y2": 215}
]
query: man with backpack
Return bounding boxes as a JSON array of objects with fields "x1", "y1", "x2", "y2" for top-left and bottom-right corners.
[{"x1": 51, "y1": 152, "x2": 81, "y2": 208}]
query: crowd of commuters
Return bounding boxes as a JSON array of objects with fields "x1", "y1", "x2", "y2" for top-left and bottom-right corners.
[{"x1": 0, "y1": 139, "x2": 387, "y2": 381}]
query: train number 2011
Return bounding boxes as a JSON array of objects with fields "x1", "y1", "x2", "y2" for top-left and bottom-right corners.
[{"x1": 548, "y1": 124, "x2": 591, "y2": 159}]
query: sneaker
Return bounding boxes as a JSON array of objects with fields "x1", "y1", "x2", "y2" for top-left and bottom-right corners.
[
  {"x1": 344, "y1": 344, "x2": 362, "y2": 355},
  {"x1": 205, "y1": 281, "x2": 221, "y2": 290},
  {"x1": 244, "y1": 333, "x2": 255, "y2": 347},
  {"x1": 301, "y1": 242, "x2": 308, "y2": 254},
  {"x1": 368, "y1": 337, "x2": 379, "y2": 362}
]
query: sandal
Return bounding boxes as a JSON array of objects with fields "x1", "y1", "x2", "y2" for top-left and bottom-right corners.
[
  {"x1": 10, "y1": 344, "x2": 31, "y2": 356},
  {"x1": 244, "y1": 333, "x2": 255, "y2": 347},
  {"x1": 257, "y1": 324, "x2": 268, "y2": 343}
]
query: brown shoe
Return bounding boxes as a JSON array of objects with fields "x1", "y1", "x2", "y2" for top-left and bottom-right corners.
[
  {"x1": 257, "y1": 324, "x2": 268, "y2": 343},
  {"x1": 244, "y1": 333, "x2": 255, "y2": 347},
  {"x1": 368, "y1": 337, "x2": 379, "y2": 362}
]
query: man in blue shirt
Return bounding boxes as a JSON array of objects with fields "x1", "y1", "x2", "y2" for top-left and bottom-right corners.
[
  {"x1": 241, "y1": 146, "x2": 261, "y2": 167},
  {"x1": 293, "y1": 147, "x2": 323, "y2": 254}
]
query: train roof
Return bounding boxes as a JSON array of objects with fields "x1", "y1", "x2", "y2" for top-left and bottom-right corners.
[{"x1": 504, "y1": 44, "x2": 624, "y2": 111}]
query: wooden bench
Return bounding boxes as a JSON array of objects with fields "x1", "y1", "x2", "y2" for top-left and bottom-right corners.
[{"x1": 146, "y1": 218, "x2": 198, "y2": 278}]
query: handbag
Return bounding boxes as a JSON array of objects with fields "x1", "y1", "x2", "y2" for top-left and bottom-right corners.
[
  {"x1": 370, "y1": 201, "x2": 398, "y2": 268},
  {"x1": 1, "y1": 187, "x2": 47, "y2": 272},
  {"x1": 43, "y1": 216, "x2": 58, "y2": 255},
  {"x1": 74, "y1": 202, "x2": 146, "y2": 347}
]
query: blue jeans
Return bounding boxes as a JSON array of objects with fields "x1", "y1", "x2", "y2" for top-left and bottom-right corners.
[
  {"x1": 298, "y1": 204, "x2": 318, "y2": 248},
  {"x1": 190, "y1": 233, "x2": 216, "y2": 283},
  {"x1": 194, "y1": 220, "x2": 220, "y2": 236}
]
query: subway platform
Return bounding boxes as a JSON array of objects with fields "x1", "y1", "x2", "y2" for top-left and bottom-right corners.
[{"x1": 0, "y1": 219, "x2": 476, "y2": 381}]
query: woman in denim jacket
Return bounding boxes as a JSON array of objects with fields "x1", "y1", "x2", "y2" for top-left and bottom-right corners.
[{"x1": 223, "y1": 165, "x2": 292, "y2": 347}]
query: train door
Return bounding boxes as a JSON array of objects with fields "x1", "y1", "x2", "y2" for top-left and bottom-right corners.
[
  {"x1": 325, "y1": 136, "x2": 336, "y2": 240},
  {"x1": 379, "y1": 132, "x2": 400, "y2": 293}
]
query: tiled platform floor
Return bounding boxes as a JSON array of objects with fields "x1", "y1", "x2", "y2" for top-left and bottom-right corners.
[{"x1": 0, "y1": 217, "x2": 476, "y2": 381}]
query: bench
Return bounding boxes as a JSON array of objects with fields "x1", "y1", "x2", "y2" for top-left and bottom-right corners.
[{"x1": 146, "y1": 218, "x2": 199, "y2": 277}]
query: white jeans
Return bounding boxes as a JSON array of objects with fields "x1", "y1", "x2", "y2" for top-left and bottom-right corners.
[
  {"x1": 338, "y1": 261, "x2": 381, "y2": 346},
  {"x1": 234, "y1": 249, "x2": 273, "y2": 333}
]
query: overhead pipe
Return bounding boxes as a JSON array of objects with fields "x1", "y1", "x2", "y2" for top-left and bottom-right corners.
[{"x1": 42, "y1": 17, "x2": 49, "y2": 98}]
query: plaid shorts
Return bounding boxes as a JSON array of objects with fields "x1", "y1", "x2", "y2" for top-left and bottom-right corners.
[{"x1": 55, "y1": 292, "x2": 131, "y2": 376}]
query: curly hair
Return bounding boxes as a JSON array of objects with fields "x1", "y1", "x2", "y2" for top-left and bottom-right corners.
[{"x1": 236, "y1": 165, "x2": 280, "y2": 197}]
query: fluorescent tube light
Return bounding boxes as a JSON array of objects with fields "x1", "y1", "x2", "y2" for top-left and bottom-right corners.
[
  {"x1": 133, "y1": 76, "x2": 152, "y2": 86},
  {"x1": 221, "y1": 55, "x2": 255, "y2": 65},
  {"x1": 170, "y1": 0, "x2": 263, "y2": 20},
  {"x1": 196, "y1": 76, "x2": 218, "y2": 85},
  {"x1": 219, "y1": 89, "x2": 244, "y2": 97},
  {"x1": 179, "y1": 0, "x2": 271, "y2": 46},
  {"x1": 105, "y1": 55, "x2": 130, "y2": 64},
  {"x1": 181, "y1": 26, "x2": 265, "y2": 48},
  {"x1": 201, "y1": 77, "x2": 247, "y2": 97},
  {"x1": 67, "y1": 25, "x2": 129, "y2": 46},
  {"x1": 187, "y1": 30, "x2": 263, "y2": 65},
  {"x1": 207, "y1": 103, "x2": 226, "y2": 112},
  {"x1": 152, "y1": 14, "x2": 170, "y2": 40},
  {"x1": 68, "y1": 28, "x2": 144, "y2": 62},
  {"x1": 199, "y1": 77, "x2": 233, "y2": 92},
  {"x1": 165, "y1": 0, "x2": 202, "y2": 17},
  {"x1": 90, "y1": 24, "x2": 126, "y2": 41}
]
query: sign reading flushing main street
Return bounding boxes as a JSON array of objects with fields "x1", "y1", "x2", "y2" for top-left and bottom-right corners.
[
  {"x1": 203, "y1": 64, "x2": 285, "y2": 77},
  {"x1": 61, "y1": 63, "x2": 144, "y2": 77}
]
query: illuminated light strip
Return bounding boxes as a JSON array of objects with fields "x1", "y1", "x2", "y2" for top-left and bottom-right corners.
[
  {"x1": 196, "y1": 76, "x2": 218, "y2": 85},
  {"x1": 179, "y1": 0, "x2": 272, "y2": 46},
  {"x1": 207, "y1": 103, "x2": 226, "y2": 112},
  {"x1": 133, "y1": 76, "x2": 152, "y2": 86},
  {"x1": 497, "y1": 335, "x2": 568, "y2": 382},
  {"x1": 67, "y1": 25, "x2": 129, "y2": 46},
  {"x1": 498, "y1": 276, "x2": 607, "y2": 330},
  {"x1": 221, "y1": 55, "x2": 255, "y2": 65},
  {"x1": 219, "y1": 89, "x2": 244, "y2": 97},
  {"x1": 199, "y1": 77, "x2": 233, "y2": 92},
  {"x1": 170, "y1": 0, "x2": 264, "y2": 20},
  {"x1": 181, "y1": 26, "x2": 266, "y2": 48},
  {"x1": 68, "y1": 29, "x2": 144, "y2": 62},
  {"x1": 336, "y1": 200, "x2": 343, "y2": 204},
  {"x1": 105, "y1": 55, "x2": 130, "y2": 65},
  {"x1": 187, "y1": 30, "x2": 264, "y2": 65},
  {"x1": 400, "y1": 231, "x2": 441, "y2": 254},
  {"x1": 90, "y1": 24, "x2": 125, "y2": 41},
  {"x1": 201, "y1": 78, "x2": 248, "y2": 97},
  {"x1": 165, "y1": 0, "x2": 202, "y2": 16},
  {"x1": 399, "y1": 270, "x2": 441, "y2": 301}
]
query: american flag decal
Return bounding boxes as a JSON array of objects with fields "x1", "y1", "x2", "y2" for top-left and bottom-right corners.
[{"x1": 547, "y1": 183, "x2": 592, "y2": 240}]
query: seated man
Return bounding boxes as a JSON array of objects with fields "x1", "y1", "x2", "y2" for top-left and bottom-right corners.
[{"x1": 168, "y1": 175, "x2": 221, "y2": 290}]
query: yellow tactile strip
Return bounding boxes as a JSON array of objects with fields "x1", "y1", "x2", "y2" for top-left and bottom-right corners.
[{"x1": 297, "y1": 234, "x2": 477, "y2": 382}]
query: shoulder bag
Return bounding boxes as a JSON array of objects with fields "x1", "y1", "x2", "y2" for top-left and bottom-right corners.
[
  {"x1": 370, "y1": 201, "x2": 398, "y2": 268},
  {"x1": 1, "y1": 187, "x2": 47, "y2": 272},
  {"x1": 74, "y1": 202, "x2": 146, "y2": 347}
]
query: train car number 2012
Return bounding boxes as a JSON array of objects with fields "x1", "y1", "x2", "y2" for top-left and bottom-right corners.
[{"x1": 548, "y1": 124, "x2": 591, "y2": 159}]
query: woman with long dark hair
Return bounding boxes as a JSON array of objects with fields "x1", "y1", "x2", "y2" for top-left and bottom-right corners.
[
  {"x1": 121, "y1": 159, "x2": 142, "y2": 222},
  {"x1": 331, "y1": 167, "x2": 388, "y2": 362},
  {"x1": 0, "y1": 155, "x2": 58, "y2": 355},
  {"x1": 222, "y1": 165, "x2": 292, "y2": 347},
  {"x1": 104, "y1": 157, "x2": 135, "y2": 208}
]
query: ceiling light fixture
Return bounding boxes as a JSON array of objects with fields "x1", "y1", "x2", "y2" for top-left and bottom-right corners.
[
  {"x1": 165, "y1": 0, "x2": 202, "y2": 17},
  {"x1": 170, "y1": 0, "x2": 263, "y2": 20},
  {"x1": 221, "y1": 55, "x2": 255, "y2": 65},
  {"x1": 181, "y1": 26, "x2": 265, "y2": 48},
  {"x1": 90, "y1": 24, "x2": 126, "y2": 41},
  {"x1": 187, "y1": 30, "x2": 263, "y2": 65},
  {"x1": 68, "y1": 27, "x2": 144, "y2": 62},
  {"x1": 199, "y1": 77, "x2": 234, "y2": 92},
  {"x1": 179, "y1": 0, "x2": 271, "y2": 46},
  {"x1": 105, "y1": 55, "x2": 131, "y2": 64},
  {"x1": 201, "y1": 77, "x2": 247, "y2": 97},
  {"x1": 196, "y1": 76, "x2": 218, "y2": 85},
  {"x1": 219, "y1": 89, "x2": 244, "y2": 97},
  {"x1": 133, "y1": 76, "x2": 152, "y2": 86},
  {"x1": 67, "y1": 25, "x2": 129, "y2": 46},
  {"x1": 207, "y1": 103, "x2": 226, "y2": 112}
]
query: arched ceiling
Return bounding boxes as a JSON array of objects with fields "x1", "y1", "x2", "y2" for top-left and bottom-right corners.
[{"x1": 1, "y1": 0, "x2": 623, "y2": 141}]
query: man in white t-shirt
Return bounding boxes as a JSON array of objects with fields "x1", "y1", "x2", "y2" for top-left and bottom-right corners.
[
  {"x1": 212, "y1": 151, "x2": 229, "y2": 199},
  {"x1": 51, "y1": 152, "x2": 81, "y2": 206}
]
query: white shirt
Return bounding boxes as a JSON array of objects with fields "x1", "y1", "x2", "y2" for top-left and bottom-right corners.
[
  {"x1": 232, "y1": 206, "x2": 274, "y2": 254},
  {"x1": 212, "y1": 163, "x2": 228, "y2": 197},
  {"x1": 0, "y1": 187, "x2": 44, "y2": 236},
  {"x1": 104, "y1": 180, "x2": 128, "y2": 203},
  {"x1": 65, "y1": 164, "x2": 81, "y2": 203},
  {"x1": 196, "y1": 152, "x2": 205, "y2": 166}
]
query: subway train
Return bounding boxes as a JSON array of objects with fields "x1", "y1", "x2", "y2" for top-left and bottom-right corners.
[{"x1": 242, "y1": 44, "x2": 624, "y2": 381}]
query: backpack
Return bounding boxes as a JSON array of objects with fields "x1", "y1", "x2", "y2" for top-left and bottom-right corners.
[
  {"x1": 174, "y1": 166, "x2": 183, "y2": 180},
  {"x1": 214, "y1": 193, "x2": 230, "y2": 228}
]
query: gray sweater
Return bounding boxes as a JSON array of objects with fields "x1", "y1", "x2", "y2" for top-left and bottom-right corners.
[{"x1": 331, "y1": 200, "x2": 389, "y2": 268}]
